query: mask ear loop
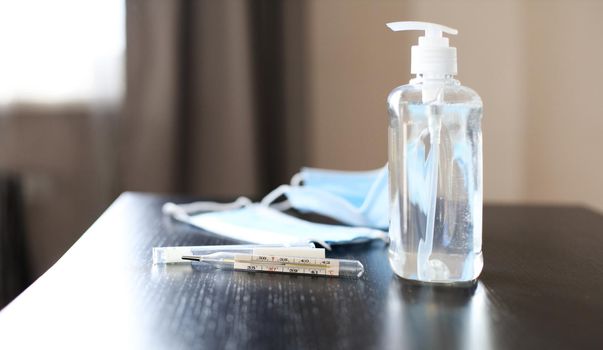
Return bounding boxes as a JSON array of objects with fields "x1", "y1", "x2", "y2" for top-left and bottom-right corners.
[
  {"x1": 310, "y1": 239, "x2": 332, "y2": 251},
  {"x1": 290, "y1": 172, "x2": 304, "y2": 186},
  {"x1": 260, "y1": 184, "x2": 291, "y2": 210},
  {"x1": 162, "y1": 196, "x2": 252, "y2": 222},
  {"x1": 260, "y1": 171, "x2": 304, "y2": 211}
]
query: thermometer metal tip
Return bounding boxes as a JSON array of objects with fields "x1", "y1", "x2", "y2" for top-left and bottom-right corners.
[{"x1": 181, "y1": 256, "x2": 201, "y2": 262}]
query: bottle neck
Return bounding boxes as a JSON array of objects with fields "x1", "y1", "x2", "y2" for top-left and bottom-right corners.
[
  {"x1": 410, "y1": 73, "x2": 457, "y2": 85},
  {"x1": 411, "y1": 74, "x2": 459, "y2": 103}
]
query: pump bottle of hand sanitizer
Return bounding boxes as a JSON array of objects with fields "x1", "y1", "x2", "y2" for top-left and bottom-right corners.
[{"x1": 386, "y1": 21, "x2": 483, "y2": 283}]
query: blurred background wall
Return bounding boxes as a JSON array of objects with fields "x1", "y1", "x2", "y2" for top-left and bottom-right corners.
[
  {"x1": 306, "y1": 0, "x2": 603, "y2": 209},
  {"x1": 0, "y1": 0, "x2": 602, "y2": 304}
]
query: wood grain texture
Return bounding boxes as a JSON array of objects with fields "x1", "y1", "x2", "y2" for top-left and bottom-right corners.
[{"x1": 0, "y1": 192, "x2": 602, "y2": 349}]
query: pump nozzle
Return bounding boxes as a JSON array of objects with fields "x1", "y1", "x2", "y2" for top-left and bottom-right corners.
[
  {"x1": 386, "y1": 21, "x2": 457, "y2": 36},
  {"x1": 386, "y1": 21, "x2": 458, "y2": 76}
]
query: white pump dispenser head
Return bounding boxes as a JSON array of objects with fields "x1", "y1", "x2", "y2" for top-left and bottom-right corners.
[{"x1": 387, "y1": 21, "x2": 458, "y2": 76}]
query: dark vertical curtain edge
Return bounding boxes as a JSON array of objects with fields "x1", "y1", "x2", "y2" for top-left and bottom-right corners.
[
  {"x1": 176, "y1": 0, "x2": 194, "y2": 193},
  {"x1": 249, "y1": 0, "x2": 307, "y2": 191}
]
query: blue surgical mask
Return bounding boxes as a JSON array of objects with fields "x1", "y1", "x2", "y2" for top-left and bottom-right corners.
[
  {"x1": 162, "y1": 200, "x2": 387, "y2": 247},
  {"x1": 261, "y1": 165, "x2": 389, "y2": 229}
]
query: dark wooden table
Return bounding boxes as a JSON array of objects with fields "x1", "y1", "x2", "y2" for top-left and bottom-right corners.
[{"x1": 0, "y1": 192, "x2": 602, "y2": 349}]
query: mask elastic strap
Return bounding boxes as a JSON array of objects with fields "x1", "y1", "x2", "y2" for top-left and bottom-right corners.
[
  {"x1": 162, "y1": 196, "x2": 252, "y2": 221},
  {"x1": 310, "y1": 239, "x2": 332, "y2": 250},
  {"x1": 260, "y1": 184, "x2": 292, "y2": 211},
  {"x1": 290, "y1": 172, "x2": 303, "y2": 186},
  {"x1": 262, "y1": 171, "x2": 304, "y2": 210},
  {"x1": 260, "y1": 171, "x2": 303, "y2": 211}
]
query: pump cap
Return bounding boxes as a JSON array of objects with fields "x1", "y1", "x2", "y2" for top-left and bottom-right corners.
[{"x1": 387, "y1": 21, "x2": 458, "y2": 76}]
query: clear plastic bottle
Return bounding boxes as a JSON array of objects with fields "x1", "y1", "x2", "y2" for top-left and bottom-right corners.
[{"x1": 386, "y1": 22, "x2": 483, "y2": 283}]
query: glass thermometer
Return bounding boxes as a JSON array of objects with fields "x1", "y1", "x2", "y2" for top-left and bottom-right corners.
[{"x1": 182, "y1": 252, "x2": 365, "y2": 278}]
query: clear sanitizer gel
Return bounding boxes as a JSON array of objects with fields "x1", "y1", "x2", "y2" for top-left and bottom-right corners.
[{"x1": 386, "y1": 22, "x2": 483, "y2": 283}]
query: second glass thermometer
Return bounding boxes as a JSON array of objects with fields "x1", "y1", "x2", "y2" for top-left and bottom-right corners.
[{"x1": 182, "y1": 252, "x2": 364, "y2": 278}]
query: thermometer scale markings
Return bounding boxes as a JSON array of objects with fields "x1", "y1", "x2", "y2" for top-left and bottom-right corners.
[{"x1": 232, "y1": 254, "x2": 340, "y2": 276}]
